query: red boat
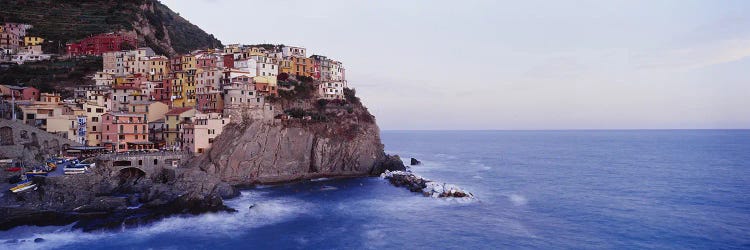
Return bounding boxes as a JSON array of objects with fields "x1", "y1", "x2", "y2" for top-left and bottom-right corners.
[{"x1": 5, "y1": 167, "x2": 22, "y2": 172}]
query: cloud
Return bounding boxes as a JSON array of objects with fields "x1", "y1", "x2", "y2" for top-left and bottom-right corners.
[{"x1": 636, "y1": 38, "x2": 750, "y2": 71}]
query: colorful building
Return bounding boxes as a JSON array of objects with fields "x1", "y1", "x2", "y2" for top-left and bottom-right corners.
[
  {"x1": 101, "y1": 112, "x2": 152, "y2": 152},
  {"x1": 180, "y1": 112, "x2": 229, "y2": 154},
  {"x1": 163, "y1": 107, "x2": 197, "y2": 148},
  {"x1": 0, "y1": 85, "x2": 39, "y2": 101},
  {"x1": 23, "y1": 36, "x2": 44, "y2": 46},
  {"x1": 66, "y1": 33, "x2": 137, "y2": 56}
]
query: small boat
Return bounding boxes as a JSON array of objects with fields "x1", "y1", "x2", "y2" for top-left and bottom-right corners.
[
  {"x1": 10, "y1": 180, "x2": 36, "y2": 193},
  {"x1": 64, "y1": 163, "x2": 89, "y2": 175},
  {"x1": 25, "y1": 169, "x2": 49, "y2": 178},
  {"x1": 5, "y1": 167, "x2": 22, "y2": 172},
  {"x1": 46, "y1": 161, "x2": 57, "y2": 170}
]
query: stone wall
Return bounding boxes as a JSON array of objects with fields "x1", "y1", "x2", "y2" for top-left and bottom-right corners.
[
  {"x1": 96, "y1": 151, "x2": 190, "y2": 179},
  {"x1": 0, "y1": 119, "x2": 82, "y2": 163}
]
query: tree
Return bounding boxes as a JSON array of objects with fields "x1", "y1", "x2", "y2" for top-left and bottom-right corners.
[
  {"x1": 120, "y1": 41, "x2": 136, "y2": 51},
  {"x1": 277, "y1": 72, "x2": 289, "y2": 81}
]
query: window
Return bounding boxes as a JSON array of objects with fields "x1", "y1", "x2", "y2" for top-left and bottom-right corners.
[
  {"x1": 92, "y1": 126, "x2": 97, "y2": 132},
  {"x1": 96, "y1": 108, "x2": 104, "y2": 113},
  {"x1": 92, "y1": 117, "x2": 99, "y2": 122},
  {"x1": 119, "y1": 135, "x2": 125, "y2": 140},
  {"x1": 87, "y1": 108, "x2": 91, "y2": 112}
]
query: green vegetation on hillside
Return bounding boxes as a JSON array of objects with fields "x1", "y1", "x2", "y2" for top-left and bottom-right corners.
[
  {"x1": 0, "y1": 57, "x2": 102, "y2": 96},
  {"x1": 0, "y1": 0, "x2": 221, "y2": 55}
]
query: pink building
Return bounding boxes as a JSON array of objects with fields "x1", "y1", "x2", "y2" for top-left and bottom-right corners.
[
  {"x1": 0, "y1": 85, "x2": 39, "y2": 101},
  {"x1": 101, "y1": 112, "x2": 154, "y2": 152},
  {"x1": 181, "y1": 112, "x2": 229, "y2": 154}
]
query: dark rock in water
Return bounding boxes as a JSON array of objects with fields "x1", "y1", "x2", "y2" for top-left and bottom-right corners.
[
  {"x1": 371, "y1": 155, "x2": 406, "y2": 174},
  {"x1": 0, "y1": 208, "x2": 78, "y2": 230},
  {"x1": 33, "y1": 238, "x2": 44, "y2": 243},
  {"x1": 4, "y1": 239, "x2": 18, "y2": 244},
  {"x1": 248, "y1": 204, "x2": 256, "y2": 210},
  {"x1": 410, "y1": 158, "x2": 421, "y2": 166},
  {"x1": 381, "y1": 171, "x2": 476, "y2": 199}
]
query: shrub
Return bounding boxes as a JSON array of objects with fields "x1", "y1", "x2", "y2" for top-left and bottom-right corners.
[
  {"x1": 298, "y1": 75, "x2": 313, "y2": 83},
  {"x1": 316, "y1": 99, "x2": 329, "y2": 109},
  {"x1": 284, "y1": 108, "x2": 305, "y2": 119},
  {"x1": 278, "y1": 73, "x2": 289, "y2": 81},
  {"x1": 344, "y1": 88, "x2": 360, "y2": 104}
]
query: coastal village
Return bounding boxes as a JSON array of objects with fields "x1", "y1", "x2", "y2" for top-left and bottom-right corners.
[
  {"x1": 0, "y1": 23, "x2": 352, "y2": 192},
  {"x1": 1, "y1": 24, "x2": 348, "y2": 153}
]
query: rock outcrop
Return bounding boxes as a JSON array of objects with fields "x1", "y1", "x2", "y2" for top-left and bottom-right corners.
[
  {"x1": 193, "y1": 99, "x2": 394, "y2": 185},
  {"x1": 0, "y1": 159, "x2": 233, "y2": 231},
  {"x1": 381, "y1": 170, "x2": 475, "y2": 199}
]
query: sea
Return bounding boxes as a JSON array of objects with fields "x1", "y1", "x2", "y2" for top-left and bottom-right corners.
[{"x1": 1, "y1": 130, "x2": 749, "y2": 249}]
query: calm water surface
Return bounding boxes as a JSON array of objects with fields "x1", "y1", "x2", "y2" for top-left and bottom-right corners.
[{"x1": 1, "y1": 130, "x2": 749, "y2": 249}]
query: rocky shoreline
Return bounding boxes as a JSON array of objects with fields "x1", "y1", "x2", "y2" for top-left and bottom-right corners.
[{"x1": 0, "y1": 153, "x2": 405, "y2": 232}]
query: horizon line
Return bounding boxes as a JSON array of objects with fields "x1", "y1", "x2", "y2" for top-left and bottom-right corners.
[{"x1": 381, "y1": 128, "x2": 750, "y2": 131}]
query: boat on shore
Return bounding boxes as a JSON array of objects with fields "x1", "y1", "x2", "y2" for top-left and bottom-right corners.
[
  {"x1": 64, "y1": 163, "x2": 92, "y2": 175},
  {"x1": 9, "y1": 180, "x2": 36, "y2": 193},
  {"x1": 25, "y1": 169, "x2": 49, "y2": 178}
]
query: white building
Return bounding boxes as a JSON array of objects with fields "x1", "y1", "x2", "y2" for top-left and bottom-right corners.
[
  {"x1": 93, "y1": 72, "x2": 115, "y2": 86},
  {"x1": 281, "y1": 46, "x2": 306, "y2": 58},
  {"x1": 233, "y1": 59, "x2": 258, "y2": 77},
  {"x1": 318, "y1": 81, "x2": 347, "y2": 100},
  {"x1": 251, "y1": 55, "x2": 278, "y2": 77}
]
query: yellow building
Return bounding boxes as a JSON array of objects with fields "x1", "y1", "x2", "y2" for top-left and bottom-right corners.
[
  {"x1": 171, "y1": 70, "x2": 196, "y2": 108},
  {"x1": 181, "y1": 55, "x2": 196, "y2": 71},
  {"x1": 146, "y1": 56, "x2": 170, "y2": 81},
  {"x1": 279, "y1": 59, "x2": 294, "y2": 75},
  {"x1": 164, "y1": 107, "x2": 197, "y2": 148},
  {"x1": 24, "y1": 36, "x2": 44, "y2": 46}
]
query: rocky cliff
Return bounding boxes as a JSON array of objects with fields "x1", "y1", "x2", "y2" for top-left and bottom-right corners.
[{"x1": 194, "y1": 95, "x2": 391, "y2": 185}]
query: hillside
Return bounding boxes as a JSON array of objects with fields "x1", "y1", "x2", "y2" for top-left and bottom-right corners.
[{"x1": 0, "y1": 0, "x2": 222, "y2": 55}]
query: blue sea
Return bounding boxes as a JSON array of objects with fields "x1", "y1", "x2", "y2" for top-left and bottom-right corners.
[{"x1": 1, "y1": 130, "x2": 749, "y2": 249}]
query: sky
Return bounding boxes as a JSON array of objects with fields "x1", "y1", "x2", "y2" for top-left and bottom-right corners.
[{"x1": 162, "y1": 0, "x2": 750, "y2": 130}]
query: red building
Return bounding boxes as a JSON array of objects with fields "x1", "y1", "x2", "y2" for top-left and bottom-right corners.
[
  {"x1": 151, "y1": 78, "x2": 173, "y2": 107},
  {"x1": 66, "y1": 33, "x2": 137, "y2": 56},
  {"x1": 222, "y1": 54, "x2": 234, "y2": 69}
]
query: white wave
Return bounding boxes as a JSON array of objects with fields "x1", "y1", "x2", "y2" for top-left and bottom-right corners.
[
  {"x1": 0, "y1": 190, "x2": 313, "y2": 249},
  {"x1": 320, "y1": 185, "x2": 338, "y2": 191},
  {"x1": 509, "y1": 194, "x2": 528, "y2": 206}
]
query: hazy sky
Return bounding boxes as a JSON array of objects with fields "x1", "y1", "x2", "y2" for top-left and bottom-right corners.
[{"x1": 162, "y1": 0, "x2": 750, "y2": 130}]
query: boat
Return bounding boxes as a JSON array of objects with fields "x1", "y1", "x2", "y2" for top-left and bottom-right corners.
[
  {"x1": 46, "y1": 161, "x2": 57, "y2": 170},
  {"x1": 10, "y1": 180, "x2": 36, "y2": 193},
  {"x1": 5, "y1": 167, "x2": 22, "y2": 172},
  {"x1": 25, "y1": 169, "x2": 49, "y2": 178},
  {"x1": 64, "y1": 163, "x2": 89, "y2": 175}
]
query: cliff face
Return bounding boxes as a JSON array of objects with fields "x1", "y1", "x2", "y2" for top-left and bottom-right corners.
[{"x1": 195, "y1": 101, "x2": 388, "y2": 185}]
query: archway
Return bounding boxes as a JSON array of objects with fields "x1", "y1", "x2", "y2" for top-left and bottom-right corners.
[{"x1": 118, "y1": 167, "x2": 146, "y2": 186}]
